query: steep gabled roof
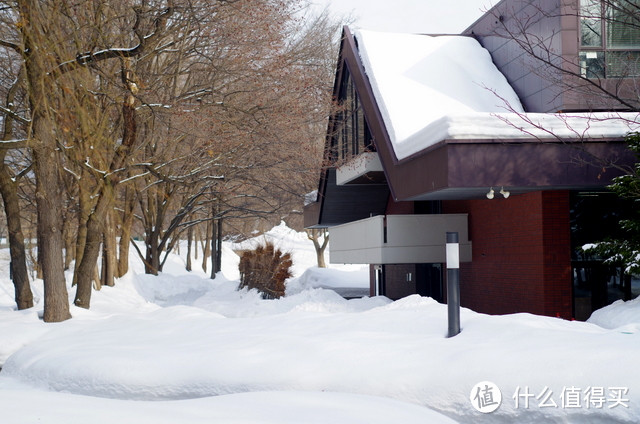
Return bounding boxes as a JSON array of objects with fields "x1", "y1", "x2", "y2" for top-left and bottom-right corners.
[
  {"x1": 356, "y1": 30, "x2": 639, "y2": 162},
  {"x1": 356, "y1": 30, "x2": 523, "y2": 160},
  {"x1": 305, "y1": 26, "x2": 637, "y2": 228}
]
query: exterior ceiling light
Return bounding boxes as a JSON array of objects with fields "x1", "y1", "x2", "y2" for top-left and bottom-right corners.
[
  {"x1": 500, "y1": 187, "x2": 510, "y2": 198},
  {"x1": 486, "y1": 187, "x2": 495, "y2": 199}
]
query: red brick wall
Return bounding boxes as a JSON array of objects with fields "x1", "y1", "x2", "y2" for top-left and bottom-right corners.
[
  {"x1": 541, "y1": 191, "x2": 572, "y2": 318},
  {"x1": 443, "y1": 191, "x2": 572, "y2": 318}
]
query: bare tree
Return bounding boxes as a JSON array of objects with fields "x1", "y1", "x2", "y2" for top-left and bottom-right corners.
[
  {"x1": 0, "y1": 57, "x2": 32, "y2": 310},
  {"x1": 0, "y1": 0, "x2": 340, "y2": 316},
  {"x1": 127, "y1": 1, "x2": 339, "y2": 275},
  {"x1": 306, "y1": 228, "x2": 329, "y2": 268}
]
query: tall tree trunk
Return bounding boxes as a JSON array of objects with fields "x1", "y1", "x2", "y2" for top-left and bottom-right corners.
[
  {"x1": 210, "y1": 217, "x2": 217, "y2": 279},
  {"x1": 20, "y1": 0, "x2": 71, "y2": 323},
  {"x1": 0, "y1": 65, "x2": 32, "y2": 310},
  {"x1": 211, "y1": 216, "x2": 222, "y2": 279},
  {"x1": 34, "y1": 146, "x2": 71, "y2": 322},
  {"x1": 72, "y1": 180, "x2": 92, "y2": 286},
  {"x1": 186, "y1": 226, "x2": 193, "y2": 271},
  {"x1": 216, "y1": 218, "x2": 222, "y2": 273},
  {"x1": 101, "y1": 210, "x2": 116, "y2": 287},
  {"x1": 202, "y1": 219, "x2": 212, "y2": 273},
  {"x1": 74, "y1": 185, "x2": 114, "y2": 309},
  {"x1": 0, "y1": 166, "x2": 33, "y2": 310},
  {"x1": 117, "y1": 187, "x2": 135, "y2": 278},
  {"x1": 145, "y1": 232, "x2": 161, "y2": 275},
  {"x1": 194, "y1": 228, "x2": 199, "y2": 260},
  {"x1": 63, "y1": 216, "x2": 75, "y2": 271}
]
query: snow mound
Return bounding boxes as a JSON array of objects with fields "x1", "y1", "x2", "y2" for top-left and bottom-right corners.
[
  {"x1": 3, "y1": 293, "x2": 640, "y2": 423},
  {"x1": 287, "y1": 266, "x2": 370, "y2": 298},
  {"x1": 2, "y1": 220, "x2": 640, "y2": 423},
  {"x1": 0, "y1": 384, "x2": 458, "y2": 424},
  {"x1": 588, "y1": 296, "x2": 640, "y2": 330}
]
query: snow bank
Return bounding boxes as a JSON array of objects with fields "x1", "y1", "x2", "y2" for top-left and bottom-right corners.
[
  {"x1": 2, "y1": 221, "x2": 640, "y2": 423},
  {"x1": 0, "y1": 383, "x2": 457, "y2": 424},
  {"x1": 2, "y1": 293, "x2": 639, "y2": 423},
  {"x1": 588, "y1": 296, "x2": 640, "y2": 329},
  {"x1": 287, "y1": 266, "x2": 370, "y2": 298},
  {"x1": 355, "y1": 30, "x2": 640, "y2": 160}
]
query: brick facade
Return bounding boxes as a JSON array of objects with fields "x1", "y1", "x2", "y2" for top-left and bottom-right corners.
[{"x1": 443, "y1": 191, "x2": 572, "y2": 319}]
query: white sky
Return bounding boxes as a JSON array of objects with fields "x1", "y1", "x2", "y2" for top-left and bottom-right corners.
[{"x1": 311, "y1": 0, "x2": 497, "y2": 34}]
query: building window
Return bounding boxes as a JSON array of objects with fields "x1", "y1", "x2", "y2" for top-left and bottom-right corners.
[
  {"x1": 329, "y1": 67, "x2": 374, "y2": 163},
  {"x1": 579, "y1": 0, "x2": 640, "y2": 78}
]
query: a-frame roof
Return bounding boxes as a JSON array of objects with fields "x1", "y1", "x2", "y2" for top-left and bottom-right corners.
[{"x1": 305, "y1": 26, "x2": 637, "y2": 227}]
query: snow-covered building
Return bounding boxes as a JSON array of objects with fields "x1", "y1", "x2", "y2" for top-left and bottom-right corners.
[{"x1": 304, "y1": 0, "x2": 639, "y2": 320}]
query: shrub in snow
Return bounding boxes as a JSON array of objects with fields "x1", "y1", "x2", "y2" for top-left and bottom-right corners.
[{"x1": 238, "y1": 242, "x2": 292, "y2": 299}]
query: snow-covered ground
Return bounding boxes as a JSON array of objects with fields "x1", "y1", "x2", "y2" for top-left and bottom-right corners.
[{"x1": 1, "y1": 223, "x2": 639, "y2": 423}]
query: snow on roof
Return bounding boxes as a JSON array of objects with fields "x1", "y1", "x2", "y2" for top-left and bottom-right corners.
[{"x1": 355, "y1": 30, "x2": 640, "y2": 160}]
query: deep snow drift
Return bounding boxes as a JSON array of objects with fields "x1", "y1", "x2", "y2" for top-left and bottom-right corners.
[{"x1": 1, "y1": 223, "x2": 639, "y2": 423}]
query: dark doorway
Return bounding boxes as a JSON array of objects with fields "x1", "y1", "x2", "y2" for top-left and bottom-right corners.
[{"x1": 416, "y1": 263, "x2": 444, "y2": 302}]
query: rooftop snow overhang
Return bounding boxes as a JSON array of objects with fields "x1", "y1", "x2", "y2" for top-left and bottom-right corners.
[
  {"x1": 305, "y1": 27, "x2": 639, "y2": 227},
  {"x1": 348, "y1": 28, "x2": 639, "y2": 201}
]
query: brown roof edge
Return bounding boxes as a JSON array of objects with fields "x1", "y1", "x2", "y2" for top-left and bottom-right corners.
[{"x1": 340, "y1": 27, "x2": 402, "y2": 201}]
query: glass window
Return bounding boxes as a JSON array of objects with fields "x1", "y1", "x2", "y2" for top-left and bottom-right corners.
[
  {"x1": 607, "y1": 50, "x2": 640, "y2": 76},
  {"x1": 579, "y1": 0, "x2": 640, "y2": 78},
  {"x1": 581, "y1": 0, "x2": 603, "y2": 47},
  {"x1": 606, "y1": 0, "x2": 640, "y2": 48},
  {"x1": 579, "y1": 51, "x2": 606, "y2": 78},
  {"x1": 331, "y1": 67, "x2": 375, "y2": 164}
]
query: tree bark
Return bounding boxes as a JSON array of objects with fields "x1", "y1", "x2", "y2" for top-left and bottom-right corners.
[
  {"x1": 0, "y1": 165, "x2": 33, "y2": 309},
  {"x1": 33, "y1": 146, "x2": 71, "y2": 322},
  {"x1": 101, "y1": 210, "x2": 116, "y2": 287},
  {"x1": 72, "y1": 179, "x2": 92, "y2": 287},
  {"x1": 202, "y1": 219, "x2": 212, "y2": 273},
  {"x1": 63, "y1": 216, "x2": 75, "y2": 271},
  {"x1": 74, "y1": 184, "x2": 114, "y2": 309},
  {"x1": 186, "y1": 226, "x2": 193, "y2": 271},
  {"x1": 145, "y1": 232, "x2": 161, "y2": 275},
  {"x1": 211, "y1": 216, "x2": 222, "y2": 279},
  {"x1": 0, "y1": 64, "x2": 32, "y2": 310},
  {"x1": 117, "y1": 187, "x2": 135, "y2": 278},
  {"x1": 18, "y1": 0, "x2": 74, "y2": 322}
]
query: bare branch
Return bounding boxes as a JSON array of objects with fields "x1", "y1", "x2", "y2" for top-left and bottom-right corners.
[
  {"x1": 53, "y1": 2, "x2": 175, "y2": 75},
  {"x1": 0, "y1": 38, "x2": 21, "y2": 53},
  {"x1": 0, "y1": 105, "x2": 29, "y2": 125}
]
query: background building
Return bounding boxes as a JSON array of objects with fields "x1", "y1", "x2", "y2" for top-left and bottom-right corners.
[{"x1": 305, "y1": 0, "x2": 639, "y2": 320}]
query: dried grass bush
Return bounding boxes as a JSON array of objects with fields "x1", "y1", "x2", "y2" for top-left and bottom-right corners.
[{"x1": 238, "y1": 242, "x2": 292, "y2": 299}]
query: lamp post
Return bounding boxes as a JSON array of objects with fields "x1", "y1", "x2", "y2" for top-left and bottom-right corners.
[{"x1": 446, "y1": 232, "x2": 460, "y2": 337}]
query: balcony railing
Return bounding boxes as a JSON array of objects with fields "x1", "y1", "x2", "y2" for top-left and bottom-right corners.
[{"x1": 329, "y1": 214, "x2": 472, "y2": 264}]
